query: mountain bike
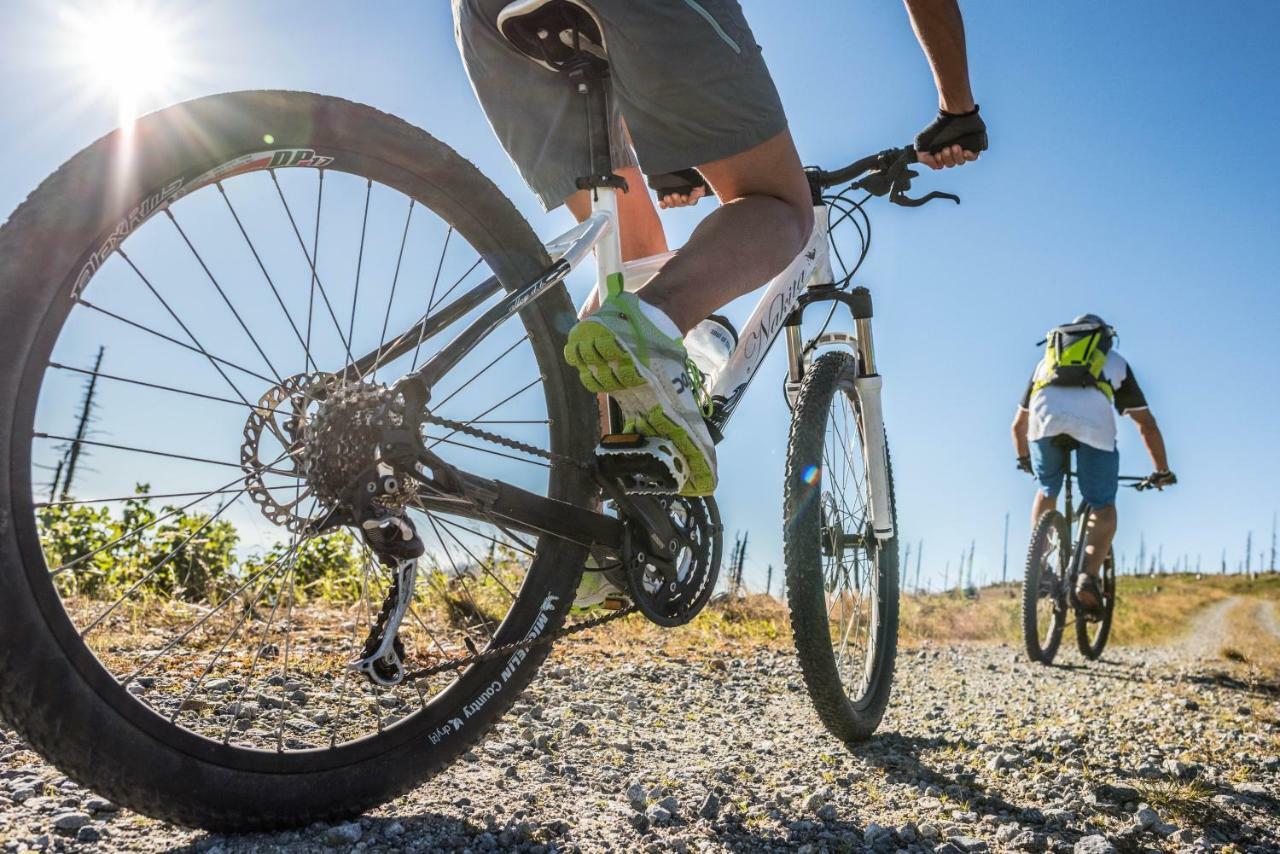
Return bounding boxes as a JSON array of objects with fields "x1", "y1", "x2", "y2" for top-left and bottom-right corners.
[
  {"x1": 1021, "y1": 437, "x2": 1167, "y2": 663},
  {"x1": 0, "y1": 10, "x2": 965, "y2": 832}
]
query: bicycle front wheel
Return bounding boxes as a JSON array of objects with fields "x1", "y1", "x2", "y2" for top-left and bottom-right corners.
[
  {"x1": 0, "y1": 91, "x2": 597, "y2": 830},
  {"x1": 1022, "y1": 510, "x2": 1069, "y2": 664},
  {"x1": 1076, "y1": 548, "x2": 1116, "y2": 659},
  {"x1": 784, "y1": 351, "x2": 899, "y2": 743}
]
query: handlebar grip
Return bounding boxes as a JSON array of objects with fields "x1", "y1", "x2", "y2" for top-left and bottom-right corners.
[{"x1": 920, "y1": 129, "x2": 988, "y2": 156}]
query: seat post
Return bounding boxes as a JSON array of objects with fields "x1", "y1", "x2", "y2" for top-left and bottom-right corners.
[{"x1": 568, "y1": 62, "x2": 626, "y2": 196}]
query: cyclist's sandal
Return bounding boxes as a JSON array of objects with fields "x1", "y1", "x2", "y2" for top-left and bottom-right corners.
[{"x1": 564, "y1": 277, "x2": 717, "y2": 496}]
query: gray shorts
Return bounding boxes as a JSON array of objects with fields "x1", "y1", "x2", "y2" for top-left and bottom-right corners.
[{"x1": 453, "y1": 0, "x2": 788, "y2": 210}]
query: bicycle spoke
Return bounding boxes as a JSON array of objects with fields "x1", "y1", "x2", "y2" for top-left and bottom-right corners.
[
  {"x1": 431, "y1": 336, "x2": 531, "y2": 411},
  {"x1": 46, "y1": 459, "x2": 288, "y2": 575},
  {"x1": 34, "y1": 433, "x2": 299, "y2": 477},
  {"x1": 217, "y1": 181, "x2": 315, "y2": 371},
  {"x1": 170, "y1": 535, "x2": 297, "y2": 727},
  {"x1": 411, "y1": 226, "x2": 453, "y2": 371},
  {"x1": 80, "y1": 491, "x2": 245, "y2": 636},
  {"x1": 76, "y1": 299, "x2": 275, "y2": 387},
  {"x1": 165, "y1": 208, "x2": 283, "y2": 383},
  {"x1": 115, "y1": 249, "x2": 256, "y2": 408},
  {"x1": 423, "y1": 514, "x2": 496, "y2": 641},
  {"x1": 424, "y1": 510, "x2": 516, "y2": 600},
  {"x1": 219, "y1": 548, "x2": 298, "y2": 745},
  {"x1": 49, "y1": 361, "x2": 284, "y2": 414},
  {"x1": 269, "y1": 169, "x2": 353, "y2": 363},
  {"x1": 348, "y1": 179, "x2": 372, "y2": 354},
  {"x1": 429, "y1": 377, "x2": 542, "y2": 447},
  {"x1": 122, "y1": 542, "x2": 302, "y2": 686},
  {"x1": 372, "y1": 199, "x2": 415, "y2": 383}
]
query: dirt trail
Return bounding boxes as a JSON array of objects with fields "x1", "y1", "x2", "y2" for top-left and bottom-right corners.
[{"x1": 1170, "y1": 595, "x2": 1244, "y2": 660}]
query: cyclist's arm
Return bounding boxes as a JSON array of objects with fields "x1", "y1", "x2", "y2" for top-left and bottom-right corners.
[
  {"x1": 1127, "y1": 408, "x2": 1170, "y2": 473},
  {"x1": 903, "y1": 0, "x2": 976, "y2": 116},
  {"x1": 1011, "y1": 407, "x2": 1030, "y2": 459}
]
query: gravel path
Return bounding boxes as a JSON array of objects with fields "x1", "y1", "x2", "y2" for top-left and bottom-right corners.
[
  {"x1": 2, "y1": 620, "x2": 1277, "y2": 853},
  {"x1": 1169, "y1": 597, "x2": 1243, "y2": 661}
]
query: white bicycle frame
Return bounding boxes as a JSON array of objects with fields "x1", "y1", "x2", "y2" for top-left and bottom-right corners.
[{"x1": 543, "y1": 187, "x2": 896, "y2": 540}]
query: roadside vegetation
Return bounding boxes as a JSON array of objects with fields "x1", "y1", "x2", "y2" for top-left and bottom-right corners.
[{"x1": 39, "y1": 494, "x2": 1279, "y2": 669}]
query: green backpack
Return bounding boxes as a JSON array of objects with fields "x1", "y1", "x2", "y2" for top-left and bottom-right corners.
[{"x1": 1032, "y1": 319, "x2": 1115, "y2": 400}]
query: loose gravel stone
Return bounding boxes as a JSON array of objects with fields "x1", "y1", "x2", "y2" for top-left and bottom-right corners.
[{"x1": 51, "y1": 812, "x2": 90, "y2": 833}]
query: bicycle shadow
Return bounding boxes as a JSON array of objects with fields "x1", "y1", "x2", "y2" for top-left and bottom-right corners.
[{"x1": 1047, "y1": 658, "x2": 1280, "y2": 699}]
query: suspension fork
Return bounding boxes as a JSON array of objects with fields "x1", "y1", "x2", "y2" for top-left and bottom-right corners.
[{"x1": 849, "y1": 289, "x2": 895, "y2": 541}]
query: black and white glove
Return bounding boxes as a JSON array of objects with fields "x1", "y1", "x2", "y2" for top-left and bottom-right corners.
[
  {"x1": 1016, "y1": 455, "x2": 1034, "y2": 475},
  {"x1": 1147, "y1": 470, "x2": 1177, "y2": 489},
  {"x1": 915, "y1": 106, "x2": 988, "y2": 158}
]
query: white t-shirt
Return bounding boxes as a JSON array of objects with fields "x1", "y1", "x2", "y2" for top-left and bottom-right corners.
[{"x1": 1019, "y1": 350, "x2": 1148, "y2": 452}]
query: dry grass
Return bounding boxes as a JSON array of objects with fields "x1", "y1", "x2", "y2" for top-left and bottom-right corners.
[
  {"x1": 899, "y1": 584, "x2": 1021, "y2": 645},
  {"x1": 557, "y1": 573, "x2": 1280, "y2": 660}
]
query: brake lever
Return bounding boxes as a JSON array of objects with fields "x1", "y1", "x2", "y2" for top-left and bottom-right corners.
[{"x1": 891, "y1": 189, "x2": 961, "y2": 208}]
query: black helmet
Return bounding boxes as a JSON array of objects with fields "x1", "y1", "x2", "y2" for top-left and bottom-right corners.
[{"x1": 1070, "y1": 313, "x2": 1115, "y2": 349}]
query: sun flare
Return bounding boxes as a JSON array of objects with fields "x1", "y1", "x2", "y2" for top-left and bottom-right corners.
[{"x1": 63, "y1": 1, "x2": 185, "y2": 125}]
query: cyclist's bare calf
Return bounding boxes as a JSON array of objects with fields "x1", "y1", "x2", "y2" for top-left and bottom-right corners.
[
  {"x1": 566, "y1": 131, "x2": 813, "y2": 334},
  {"x1": 640, "y1": 129, "x2": 814, "y2": 334},
  {"x1": 1083, "y1": 504, "x2": 1117, "y2": 577}
]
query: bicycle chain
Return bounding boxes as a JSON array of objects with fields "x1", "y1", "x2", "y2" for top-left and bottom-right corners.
[
  {"x1": 375, "y1": 411, "x2": 628, "y2": 681},
  {"x1": 419, "y1": 411, "x2": 585, "y2": 469}
]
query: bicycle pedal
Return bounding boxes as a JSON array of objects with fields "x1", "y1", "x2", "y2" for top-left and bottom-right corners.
[{"x1": 596, "y1": 434, "x2": 688, "y2": 494}]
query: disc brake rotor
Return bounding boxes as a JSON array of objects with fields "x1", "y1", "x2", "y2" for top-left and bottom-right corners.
[{"x1": 240, "y1": 373, "x2": 331, "y2": 533}]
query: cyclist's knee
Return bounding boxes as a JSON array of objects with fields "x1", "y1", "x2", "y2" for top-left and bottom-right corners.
[{"x1": 698, "y1": 129, "x2": 812, "y2": 225}]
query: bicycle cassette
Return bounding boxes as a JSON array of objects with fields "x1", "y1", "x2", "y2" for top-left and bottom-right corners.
[{"x1": 596, "y1": 433, "x2": 689, "y2": 494}]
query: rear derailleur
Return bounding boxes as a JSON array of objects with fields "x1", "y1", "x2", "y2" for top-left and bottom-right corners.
[{"x1": 313, "y1": 469, "x2": 425, "y2": 687}]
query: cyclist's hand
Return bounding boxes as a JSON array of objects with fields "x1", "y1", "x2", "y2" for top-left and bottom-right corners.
[
  {"x1": 915, "y1": 106, "x2": 987, "y2": 170},
  {"x1": 1146, "y1": 470, "x2": 1177, "y2": 489},
  {"x1": 1016, "y1": 455, "x2": 1034, "y2": 475},
  {"x1": 657, "y1": 186, "x2": 707, "y2": 210}
]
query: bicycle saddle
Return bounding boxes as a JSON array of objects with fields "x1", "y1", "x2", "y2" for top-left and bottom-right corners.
[{"x1": 498, "y1": 0, "x2": 608, "y2": 74}]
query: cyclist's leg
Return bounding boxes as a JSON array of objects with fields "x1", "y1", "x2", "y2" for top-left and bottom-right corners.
[
  {"x1": 590, "y1": 0, "x2": 804, "y2": 332},
  {"x1": 637, "y1": 130, "x2": 813, "y2": 332},
  {"x1": 1029, "y1": 437, "x2": 1066, "y2": 528},
  {"x1": 1076, "y1": 444, "x2": 1120, "y2": 576},
  {"x1": 566, "y1": 168, "x2": 667, "y2": 264}
]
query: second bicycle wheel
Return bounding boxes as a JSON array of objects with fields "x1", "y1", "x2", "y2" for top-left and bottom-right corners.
[
  {"x1": 0, "y1": 91, "x2": 597, "y2": 830},
  {"x1": 1076, "y1": 548, "x2": 1116, "y2": 659},
  {"x1": 784, "y1": 351, "x2": 899, "y2": 743},
  {"x1": 1022, "y1": 510, "x2": 1069, "y2": 664}
]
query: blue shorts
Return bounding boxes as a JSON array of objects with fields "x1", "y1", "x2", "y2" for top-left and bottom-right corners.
[{"x1": 1031, "y1": 437, "x2": 1120, "y2": 508}]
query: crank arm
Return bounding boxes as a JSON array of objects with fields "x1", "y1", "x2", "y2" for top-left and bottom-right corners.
[{"x1": 349, "y1": 556, "x2": 417, "y2": 686}]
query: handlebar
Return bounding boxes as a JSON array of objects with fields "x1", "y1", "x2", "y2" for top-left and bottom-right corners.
[
  {"x1": 815, "y1": 146, "x2": 917, "y2": 189},
  {"x1": 811, "y1": 145, "x2": 960, "y2": 208},
  {"x1": 1124, "y1": 475, "x2": 1174, "y2": 492}
]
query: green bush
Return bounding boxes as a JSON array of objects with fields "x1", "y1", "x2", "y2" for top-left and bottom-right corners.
[{"x1": 40, "y1": 485, "x2": 364, "y2": 604}]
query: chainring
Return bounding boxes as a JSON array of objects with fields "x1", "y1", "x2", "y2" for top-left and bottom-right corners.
[{"x1": 626, "y1": 495, "x2": 723, "y2": 627}]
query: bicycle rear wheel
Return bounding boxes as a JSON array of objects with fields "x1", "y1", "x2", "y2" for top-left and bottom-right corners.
[
  {"x1": 1076, "y1": 548, "x2": 1116, "y2": 659},
  {"x1": 0, "y1": 91, "x2": 597, "y2": 830},
  {"x1": 1022, "y1": 510, "x2": 1069, "y2": 664},
  {"x1": 784, "y1": 351, "x2": 899, "y2": 743}
]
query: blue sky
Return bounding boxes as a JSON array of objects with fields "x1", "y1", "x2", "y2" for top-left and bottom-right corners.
[{"x1": 2, "y1": 1, "x2": 1278, "y2": 591}]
